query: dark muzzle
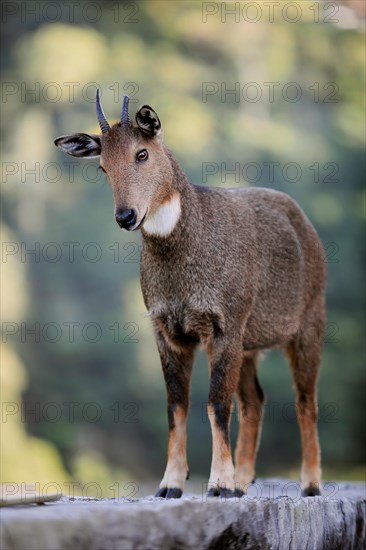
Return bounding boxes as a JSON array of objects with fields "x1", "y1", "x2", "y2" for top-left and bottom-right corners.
[{"x1": 115, "y1": 208, "x2": 137, "y2": 230}]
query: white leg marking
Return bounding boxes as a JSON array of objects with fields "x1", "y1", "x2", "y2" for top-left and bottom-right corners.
[
  {"x1": 160, "y1": 407, "x2": 188, "y2": 490},
  {"x1": 207, "y1": 405, "x2": 235, "y2": 490}
]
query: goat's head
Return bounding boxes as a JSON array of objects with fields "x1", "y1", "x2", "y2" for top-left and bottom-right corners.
[{"x1": 55, "y1": 91, "x2": 174, "y2": 231}]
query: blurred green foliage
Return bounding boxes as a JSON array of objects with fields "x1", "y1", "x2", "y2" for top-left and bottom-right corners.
[{"x1": 1, "y1": 1, "x2": 365, "y2": 495}]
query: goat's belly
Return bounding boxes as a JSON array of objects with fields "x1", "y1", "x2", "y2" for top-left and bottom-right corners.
[
  {"x1": 243, "y1": 301, "x2": 303, "y2": 350},
  {"x1": 241, "y1": 239, "x2": 306, "y2": 350},
  {"x1": 243, "y1": 323, "x2": 290, "y2": 350}
]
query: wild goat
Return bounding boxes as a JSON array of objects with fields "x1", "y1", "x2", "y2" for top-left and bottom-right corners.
[{"x1": 55, "y1": 91, "x2": 326, "y2": 499}]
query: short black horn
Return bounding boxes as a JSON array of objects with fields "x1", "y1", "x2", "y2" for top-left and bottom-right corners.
[
  {"x1": 96, "y1": 89, "x2": 110, "y2": 134},
  {"x1": 121, "y1": 95, "x2": 130, "y2": 125}
]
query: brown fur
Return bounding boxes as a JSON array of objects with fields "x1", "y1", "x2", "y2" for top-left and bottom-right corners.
[
  {"x1": 55, "y1": 101, "x2": 326, "y2": 498},
  {"x1": 235, "y1": 352, "x2": 265, "y2": 488}
]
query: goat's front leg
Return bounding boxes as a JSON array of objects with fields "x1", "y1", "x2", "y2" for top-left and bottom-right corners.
[
  {"x1": 155, "y1": 333, "x2": 194, "y2": 499},
  {"x1": 207, "y1": 340, "x2": 242, "y2": 498}
]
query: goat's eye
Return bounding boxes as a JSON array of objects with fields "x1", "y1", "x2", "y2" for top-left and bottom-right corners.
[{"x1": 136, "y1": 149, "x2": 148, "y2": 162}]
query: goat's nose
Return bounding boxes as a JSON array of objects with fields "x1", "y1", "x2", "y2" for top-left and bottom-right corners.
[{"x1": 115, "y1": 208, "x2": 137, "y2": 230}]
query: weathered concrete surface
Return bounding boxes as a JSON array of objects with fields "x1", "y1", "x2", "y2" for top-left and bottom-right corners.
[{"x1": 0, "y1": 479, "x2": 365, "y2": 550}]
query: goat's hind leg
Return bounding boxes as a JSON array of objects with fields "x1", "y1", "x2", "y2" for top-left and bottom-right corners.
[
  {"x1": 235, "y1": 351, "x2": 264, "y2": 492},
  {"x1": 286, "y1": 303, "x2": 325, "y2": 497}
]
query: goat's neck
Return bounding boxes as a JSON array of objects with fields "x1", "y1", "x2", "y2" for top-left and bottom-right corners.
[{"x1": 141, "y1": 150, "x2": 202, "y2": 250}]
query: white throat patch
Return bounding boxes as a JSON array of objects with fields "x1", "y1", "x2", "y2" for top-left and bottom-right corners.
[{"x1": 143, "y1": 193, "x2": 181, "y2": 237}]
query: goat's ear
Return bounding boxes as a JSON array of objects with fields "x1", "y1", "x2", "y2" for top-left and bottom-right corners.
[
  {"x1": 54, "y1": 133, "x2": 101, "y2": 158},
  {"x1": 135, "y1": 105, "x2": 162, "y2": 139}
]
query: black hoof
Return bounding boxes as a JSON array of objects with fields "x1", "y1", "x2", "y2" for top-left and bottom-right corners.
[
  {"x1": 207, "y1": 487, "x2": 242, "y2": 499},
  {"x1": 166, "y1": 488, "x2": 182, "y2": 499},
  {"x1": 155, "y1": 487, "x2": 168, "y2": 498},
  {"x1": 155, "y1": 487, "x2": 182, "y2": 499},
  {"x1": 302, "y1": 485, "x2": 321, "y2": 497}
]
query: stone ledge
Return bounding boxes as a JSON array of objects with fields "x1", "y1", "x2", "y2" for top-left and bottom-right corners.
[{"x1": 1, "y1": 480, "x2": 365, "y2": 550}]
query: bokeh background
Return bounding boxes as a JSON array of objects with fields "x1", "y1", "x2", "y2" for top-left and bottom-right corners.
[{"x1": 1, "y1": 0, "x2": 365, "y2": 497}]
